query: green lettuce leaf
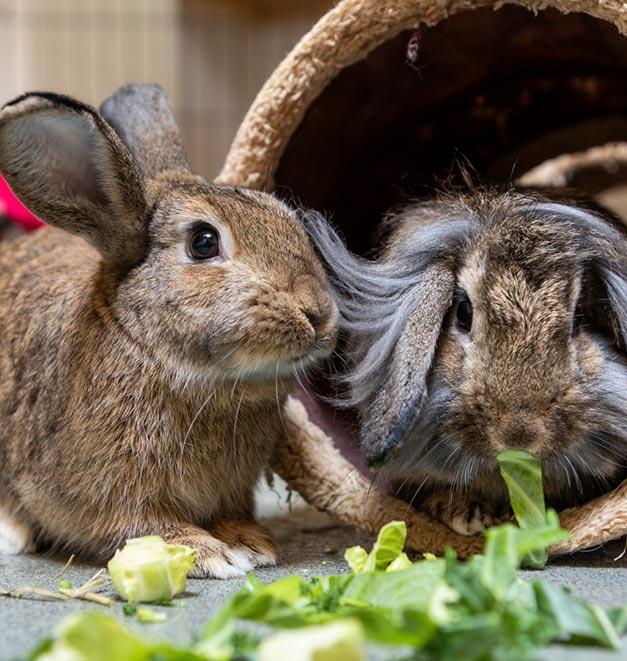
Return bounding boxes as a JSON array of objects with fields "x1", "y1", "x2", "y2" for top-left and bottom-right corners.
[
  {"x1": 481, "y1": 511, "x2": 569, "y2": 598},
  {"x1": 31, "y1": 612, "x2": 203, "y2": 661},
  {"x1": 107, "y1": 536, "x2": 197, "y2": 603},
  {"x1": 344, "y1": 521, "x2": 407, "y2": 574},
  {"x1": 497, "y1": 450, "x2": 569, "y2": 568},
  {"x1": 534, "y1": 581, "x2": 622, "y2": 649},
  {"x1": 257, "y1": 620, "x2": 365, "y2": 661}
]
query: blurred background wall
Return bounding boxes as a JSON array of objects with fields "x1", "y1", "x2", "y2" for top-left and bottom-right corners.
[{"x1": 0, "y1": 0, "x2": 332, "y2": 178}]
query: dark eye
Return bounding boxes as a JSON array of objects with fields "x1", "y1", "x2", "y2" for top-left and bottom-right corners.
[
  {"x1": 456, "y1": 295, "x2": 473, "y2": 332},
  {"x1": 188, "y1": 226, "x2": 220, "y2": 261}
]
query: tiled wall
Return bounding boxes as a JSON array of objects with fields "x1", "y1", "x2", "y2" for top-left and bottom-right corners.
[{"x1": 0, "y1": 0, "x2": 330, "y2": 178}]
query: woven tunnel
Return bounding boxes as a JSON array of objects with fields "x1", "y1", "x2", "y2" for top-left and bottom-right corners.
[{"x1": 217, "y1": 0, "x2": 627, "y2": 555}]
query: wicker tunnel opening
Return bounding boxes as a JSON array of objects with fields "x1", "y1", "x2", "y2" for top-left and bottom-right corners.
[
  {"x1": 220, "y1": 0, "x2": 627, "y2": 552},
  {"x1": 275, "y1": 6, "x2": 627, "y2": 256},
  {"x1": 273, "y1": 5, "x2": 627, "y2": 485}
]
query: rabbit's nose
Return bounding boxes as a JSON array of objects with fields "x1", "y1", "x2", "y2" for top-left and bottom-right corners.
[
  {"x1": 499, "y1": 415, "x2": 546, "y2": 451},
  {"x1": 301, "y1": 306, "x2": 324, "y2": 334},
  {"x1": 502, "y1": 426, "x2": 535, "y2": 449},
  {"x1": 296, "y1": 290, "x2": 337, "y2": 337}
]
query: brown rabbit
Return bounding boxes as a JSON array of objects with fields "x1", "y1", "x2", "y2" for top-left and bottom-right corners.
[
  {"x1": 0, "y1": 85, "x2": 337, "y2": 576},
  {"x1": 306, "y1": 189, "x2": 627, "y2": 535}
]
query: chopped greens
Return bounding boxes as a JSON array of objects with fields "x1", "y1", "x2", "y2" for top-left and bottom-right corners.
[
  {"x1": 27, "y1": 519, "x2": 625, "y2": 660},
  {"x1": 497, "y1": 449, "x2": 553, "y2": 568},
  {"x1": 345, "y1": 521, "x2": 407, "y2": 574},
  {"x1": 189, "y1": 519, "x2": 619, "y2": 659},
  {"x1": 107, "y1": 536, "x2": 197, "y2": 603},
  {"x1": 28, "y1": 612, "x2": 203, "y2": 661},
  {"x1": 135, "y1": 607, "x2": 167, "y2": 624},
  {"x1": 258, "y1": 620, "x2": 365, "y2": 661}
]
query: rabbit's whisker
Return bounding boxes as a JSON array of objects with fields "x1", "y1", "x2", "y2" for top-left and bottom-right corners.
[
  {"x1": 275, "y1": 362, "x2": 288, "y2": 439},
  {"x1": 178, "y1": 347, "x2": 238, "y2": 462},
  {"x1": 231, "y1": 387, "x2": 247, "y2": 480}
]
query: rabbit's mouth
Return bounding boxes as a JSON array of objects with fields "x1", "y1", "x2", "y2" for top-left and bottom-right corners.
[
  {"x1": 296, "y1": 372, "x2": 627, "y2": 511},
  {"x1": 218, "y1": 338, "x2": 336, "y2": 383}
]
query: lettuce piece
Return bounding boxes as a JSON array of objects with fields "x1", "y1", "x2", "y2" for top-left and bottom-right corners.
[
  {"x1": 258, "y1": 620, "x2": 365, "y2": 661},
  {"x1": 342, "y1": 560, "x2": 454, "y2": 620},
  {"x1": 497, "y1": 450, "x2": 568, "y2": 568},
  {"x1": 481, "y1": 512, "x2": 570, "y2": 598},
  {"x1": 108, "y1": 536, "x2": 197, "y2": 603},
  {"x1": 344, "y1": 546, "x2": 368, "y2": 574},
  {"x1": 344, "y1": 521, "x2": 407, "y2": 574},
  {"x1": 135, "y1": 607, "x2": 166, "y2": 624},
  {"x1": 535, "y1": 581, "x2": 622, "y2": 649},
  {"x1": 386, "y1": 552, "x2": 412, "y2": 573},
  {"x1": 35, "y1": 613, "x2": 147, "y2": 661},
  {"x1": 30, "y1": 612, "x2": 203, "y2": 661}
]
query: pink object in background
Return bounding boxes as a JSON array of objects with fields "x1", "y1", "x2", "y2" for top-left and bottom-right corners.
[{"x1": 0, "y1": 174, "x2": 45, "y2": 230}]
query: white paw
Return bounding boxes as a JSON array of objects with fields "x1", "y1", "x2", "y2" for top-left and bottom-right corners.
[
  {"x1": 447, "y1": 502, "x2": 498, "y2": 536},
  {"x1": 189, "y1": 546, "x2": 254, "y2": 579},
  {"x1": 0, "y1": 509, "x2": 34, "y2": 555},
  {"x1": 247, "y1": 548, "x2": 277, "y2": 568}
]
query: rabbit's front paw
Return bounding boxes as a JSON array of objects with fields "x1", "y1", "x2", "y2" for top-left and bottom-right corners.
[
  {"x1": 161, "y1": 523, "x2": 259, "y2": 579},
  {"x1": 0, "y1": 508, "x2": 35, "y2": 555},
  {"x1": 422, "y1": 491, "x2": 500, "y2": 536},
  {"x1": 214, "y1": 520, "x2": 277, "y2": 569}
]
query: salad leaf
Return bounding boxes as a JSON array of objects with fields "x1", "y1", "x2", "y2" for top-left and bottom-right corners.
[
  {"x1": 108, "y1": 536, "x2": 197, "y2": 603},
  {"x1": 480, "y1": 512, "x2": 569, "y2": 598},
  {"x1": 31, "y1": 612, "x2": 203, "y2": 661},
  {"x1": 135, "y1": 607, "x2": 167, "y2": 624},
  {"x1": 344, "y1": 521, "x2": 407, "y2": 574},
  {"x1": 258, "y1": 620, "x2": 365, "y2": 661},
  {"x1": 534, "y1": 581, "x2": 622, "y2": 649},
  {"x1": 344, "y1": 546, "x2": 368, "y2": 574},
  {"x1": 497, "y1": 449, "x2": 558, "y2": 568},
  {"x1": 386, "y1": 552, "x2": 412, "y2": 573}
]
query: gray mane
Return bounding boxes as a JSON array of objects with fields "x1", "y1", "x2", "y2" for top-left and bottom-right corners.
[{"x1": 301, "y1": 209, "x2": 470, "y2": 408}]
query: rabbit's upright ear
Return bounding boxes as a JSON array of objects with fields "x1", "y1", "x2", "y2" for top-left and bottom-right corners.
[
  {"x1": 0, "y1": 92, "x2": 148, "y2": 264},
  {"x1": 361, "y1": 262, "x2": 455, "y2": 467},
  {"x1": 100, "y1": 83, "x2": 190, "y2": 179}
]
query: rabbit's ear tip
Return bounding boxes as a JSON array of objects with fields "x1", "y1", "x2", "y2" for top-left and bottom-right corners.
[
  {"x1": 100, "y1": 82, "x2": 189, "y2": 179},
  {"x1": 362, "y1": 429, "x2": 404, "y2": 468},
  {"x1": 1, "y1": 92, "x2": 97, "y2": 123},
  {"x1": 363, "y1": 449, "x2": 388, "y2": 469},
  {"x1": 106, "y1": 82, "x2": 166, "y2": 102}
]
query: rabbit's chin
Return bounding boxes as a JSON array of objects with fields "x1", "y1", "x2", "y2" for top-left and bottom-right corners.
[{"x1": 219, "y1": 342, "x2": 333, "y2": 383}]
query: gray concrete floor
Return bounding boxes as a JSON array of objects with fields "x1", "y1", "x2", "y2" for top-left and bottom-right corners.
[{"x1": 0, "y1": 510, "x2": 626, "y2": 661}]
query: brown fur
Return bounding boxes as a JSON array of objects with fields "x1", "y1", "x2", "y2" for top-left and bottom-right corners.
[
  {"x1": 0, "y1": 91, "x2": 337, "y2": 575},
  {"x1": 308, "y1": 188, "x2": 627, "y2": 535},
  {"x1": 384, "y1": 191, "x2": 627, "y2": 526}
]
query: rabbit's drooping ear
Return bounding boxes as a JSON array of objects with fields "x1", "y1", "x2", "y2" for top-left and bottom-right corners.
[
  {"x1": 303, "y1": 210, "x2": 460, "y2": 467},
  {"x1": 0, "y1": 92, "x2": 147, "y2": 264},
  {"x1": 100, "y1": 83, "x2": 190, "y2": 179},
  {"x1": 361, "y1": 263, "x2": 455, "y2": 466}
]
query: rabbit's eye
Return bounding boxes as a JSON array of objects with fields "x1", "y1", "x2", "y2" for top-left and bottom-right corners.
[
  {"x1": 456, "y1": 296, "x2": 473, "y2": 332},
  {"x1": 188, "y1": 226, "x2": 220, "y2": 260}
]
